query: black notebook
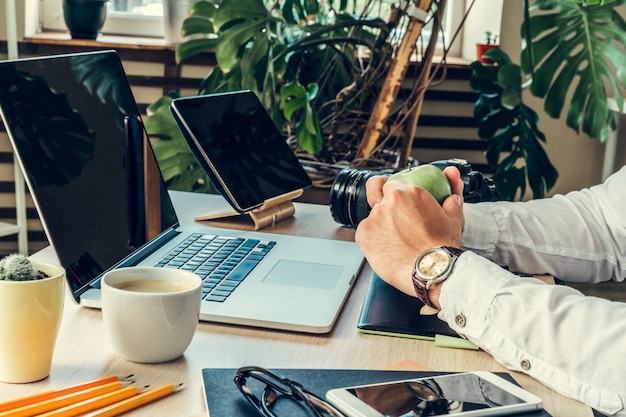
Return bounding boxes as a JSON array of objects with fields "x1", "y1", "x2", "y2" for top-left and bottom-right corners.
[
  {"x1": 357, "y1": 273, "x2": 459, "y2": 340},
  {"x1": 201, "y1": 368, "x2": 552, "y2": 416}
]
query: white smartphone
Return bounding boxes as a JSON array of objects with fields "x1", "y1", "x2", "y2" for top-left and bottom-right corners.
[{"x1": 326, "y1": 371, "x2": 543, "y2": 417}]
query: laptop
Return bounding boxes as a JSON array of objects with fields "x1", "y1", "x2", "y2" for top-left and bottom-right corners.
[{"x1": 0, "y1": 50, "x2": 364, "y2": 334}]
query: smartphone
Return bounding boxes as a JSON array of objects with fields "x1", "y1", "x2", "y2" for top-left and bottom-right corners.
[
  {"x1": 326, "y1": 371, "x2": 543, "y2": 417},
  {"x1": 170, "y1": 91, "x2": 312, "y2": 213}
]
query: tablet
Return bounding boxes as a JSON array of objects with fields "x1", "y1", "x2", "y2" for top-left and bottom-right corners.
[
  {"x1": 170, "y1": 91, "x2": 312, "y2": 213},
  {"x1": 326, "y1": 371, "x2": 543, "y2": 417}
]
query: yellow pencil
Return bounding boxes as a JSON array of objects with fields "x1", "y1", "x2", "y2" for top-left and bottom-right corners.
[
  {"x1": 0, "y1": 381, "x2": 128, "y2": 417},
  {"x1": 81, "y1": 384, "x2": 182, "y2": 417},
  {"x1": 35, "y1": 386, "x2": 143, "y2": 417},
  {"x1": 0, "y1": 375, "x2": 132, "y2": 413}
]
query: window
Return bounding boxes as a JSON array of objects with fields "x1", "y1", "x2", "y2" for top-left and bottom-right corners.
[
  {"x1": 37, "y1": 0, "x2": 469, "y2": 56},
  {"x1": 40, "y1": 0, "x2": 166, "y2": 38}
]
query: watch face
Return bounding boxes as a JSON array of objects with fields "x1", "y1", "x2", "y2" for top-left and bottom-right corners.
[{"x1": 417, "y1": 248, "x2": 450, "y2": 278}]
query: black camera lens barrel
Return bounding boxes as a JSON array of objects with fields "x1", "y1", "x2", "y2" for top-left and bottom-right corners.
[{"x1": 329, "y1": 168, "x2": 385, "y2": 228}]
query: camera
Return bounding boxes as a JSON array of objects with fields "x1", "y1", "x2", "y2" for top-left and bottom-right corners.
[{"x1": 329, "y1": 158, "x2": 499, "y2": 228}]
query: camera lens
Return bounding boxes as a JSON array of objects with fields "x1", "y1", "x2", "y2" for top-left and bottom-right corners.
[{"x1": 329, "y1": 168, "x2": 384, "y2": 228}]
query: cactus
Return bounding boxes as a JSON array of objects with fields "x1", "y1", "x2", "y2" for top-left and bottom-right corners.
[{"x1": 0, "y1": 254, "x2": 45, "y2": 281}]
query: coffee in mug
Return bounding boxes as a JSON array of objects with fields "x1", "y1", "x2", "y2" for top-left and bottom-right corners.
[{"x1": 101, "y1": 267, "x2": 202, "y2": 363}]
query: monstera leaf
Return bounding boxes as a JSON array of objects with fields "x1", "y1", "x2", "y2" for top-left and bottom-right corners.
[
  {"x1": 280, "y1": 80, "x2": 322, "y2": 154},
  {"x1": 144, "y1": 95, "x2": 215, "y2": 193},
  {"x1": 521, "y1": 0, "x2": 626, "y2": 142},
  {"x1": 471, "y1": 48, "x2": 558, "y2": 201}
]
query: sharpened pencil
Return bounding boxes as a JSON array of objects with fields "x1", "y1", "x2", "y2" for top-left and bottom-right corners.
[
  {"x1": 81, "y1": 383, "x2": 182, "y2": 417},
  {"x1": 0, "y1": 381, "x2": 130, "y2": 417},
  {"x1": 0, "y1": 374, "x2": 133, "y2": 413},
  {"x1": 35, "y1": 385, "x2": 144, "y2": 417}
]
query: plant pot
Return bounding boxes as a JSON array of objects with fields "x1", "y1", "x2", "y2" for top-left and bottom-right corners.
[
  {"x1": 476, "y1": 43, "x2": 499, "y2": 64},
  {"x1": 63, "y1": 0, "x2": 110, "y2": 40},
  {"x1": 163, "y1": 0, "x2": 201, "y2": 44},
  {"x1": 0, "y1": 263, "x2": 65, "y2": 383}
]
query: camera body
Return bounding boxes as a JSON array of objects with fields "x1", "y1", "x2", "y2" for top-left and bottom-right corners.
[{"x1": 329, "y1": 158, "x2": 499, "y2": 228}]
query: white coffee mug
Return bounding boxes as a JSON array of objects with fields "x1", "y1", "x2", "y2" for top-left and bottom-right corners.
[{"x1": 101, "y1": 267, "x2": 202, "y2": 363}]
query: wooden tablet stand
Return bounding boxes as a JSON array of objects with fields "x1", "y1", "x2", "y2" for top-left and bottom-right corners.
[{"x1": 194, "y1": 189, "x2": 303, "y2": 230}]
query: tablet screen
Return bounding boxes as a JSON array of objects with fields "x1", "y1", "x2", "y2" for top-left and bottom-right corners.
[{"x1": 171, "y1": 91, "x2": 312, "y2": 212}]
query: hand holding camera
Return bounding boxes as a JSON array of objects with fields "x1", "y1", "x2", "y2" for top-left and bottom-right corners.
[{"x1": 330, "y1": 158, "x2": 499, "y2": 228}]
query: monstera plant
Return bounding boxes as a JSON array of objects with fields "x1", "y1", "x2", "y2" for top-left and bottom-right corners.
[
  {"x1": 146, "y1": 0, "x2": 453, "y2": 192},
  {"x1": 471, "y1": 0, "x2": 626, "y2": 201},
  {"x1": 146, "y1": 0, "x2": 389, "y2": 192}
]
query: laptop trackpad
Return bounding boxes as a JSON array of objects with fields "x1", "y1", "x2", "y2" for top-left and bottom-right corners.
[{"x1": 262, "y1": 260, "x2": 343, "y2": 290}]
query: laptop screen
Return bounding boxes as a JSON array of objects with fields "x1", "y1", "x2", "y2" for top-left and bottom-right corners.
[{"x1": 0, "y1": 51, "x2": 178, "y2": 295}]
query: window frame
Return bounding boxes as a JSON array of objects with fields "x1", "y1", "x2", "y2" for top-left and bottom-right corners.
[{"x1": 38, "y1": 0, "x2": 468, "y2": 56}]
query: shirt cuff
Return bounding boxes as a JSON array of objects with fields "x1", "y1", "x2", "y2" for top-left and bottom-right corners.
[{"x1": 437, "y1": 251, "x2": 513, "y2": 339}]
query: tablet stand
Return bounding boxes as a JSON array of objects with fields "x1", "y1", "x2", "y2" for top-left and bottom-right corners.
[{"x1": 194, "y1": 189, "x2": 303, "y2": 230}]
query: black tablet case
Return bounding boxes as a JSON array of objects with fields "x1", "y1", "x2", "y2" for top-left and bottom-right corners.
[
  {"x1": 201, "y1": 368, "x2": 552, "y2": 416},
  {"x1": 357, "y1": 273, "x2": 458, "y2": 339}
]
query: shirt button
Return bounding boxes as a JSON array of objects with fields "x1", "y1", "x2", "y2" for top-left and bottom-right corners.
[
  {"x1": 455, "y1": 314, "x2": 466, "y2": 327},
  {"x1": 520, "y1": 359, "x2": 531, "y2": 371}
]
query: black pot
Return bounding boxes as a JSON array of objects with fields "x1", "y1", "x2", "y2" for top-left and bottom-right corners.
[{"x1": 63, "y1": 0, "x2": 110, "y2": 40}]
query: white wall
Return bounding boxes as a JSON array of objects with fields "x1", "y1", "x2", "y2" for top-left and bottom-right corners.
[{"x1": 460, "y1": 0, "x2": 503, "y2": 61}]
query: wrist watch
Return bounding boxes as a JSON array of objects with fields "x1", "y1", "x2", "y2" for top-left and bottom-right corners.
[{"x1": 412, "y1": 246, "x2": 464, "y2": 310}]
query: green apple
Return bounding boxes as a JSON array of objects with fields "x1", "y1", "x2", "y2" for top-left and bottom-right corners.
[{"x1": 388, "y1": 164, "x2": 452, "y2": 204}]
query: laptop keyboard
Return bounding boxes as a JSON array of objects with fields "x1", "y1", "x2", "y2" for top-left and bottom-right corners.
[{"x1": 154, "y1": 233, "x2": 276, "y2": 302}]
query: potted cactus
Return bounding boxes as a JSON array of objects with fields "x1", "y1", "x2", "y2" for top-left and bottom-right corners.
[{"x1": 0, "y1": 254, "x2": 66, "y2": 383}]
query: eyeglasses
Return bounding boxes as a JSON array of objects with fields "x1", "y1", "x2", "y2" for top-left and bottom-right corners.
[{"x1": 234, "y1": 366, "x2": 345, "y2": 417}]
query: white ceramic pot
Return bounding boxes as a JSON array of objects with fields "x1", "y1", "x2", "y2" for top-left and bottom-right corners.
[{"x1": 0, "y1": 262, "x2": 65, "y2": 383}]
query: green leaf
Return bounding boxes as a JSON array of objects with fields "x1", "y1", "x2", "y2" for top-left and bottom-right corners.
[
  {"x1": 213, "y1": 0, "x2": 271, "y2": 71},
  {"x1": 176, "y1": 37, "x2": 218, "y2": 64},
  {"x1": 521, "y1": 0, "x2": 626, "y2": 142},
  {"x1": 282, "y1": 0, "x2": 307, "y2": 24},
  {"x1": 471, "y1": 55, "x2": 558, "y2": 200},
  {"x1": 144, "y1": 94, "x2": 214, "y2": 193},
  {"x1": 280, "y1": 81, "x2": 323, "y2": 153},
  {"x1": 181, "y1": 16, "x2": 216, "y2": 37},
  {"x1": 497, "y1": 63, "x2": 522, "y2": 109}
]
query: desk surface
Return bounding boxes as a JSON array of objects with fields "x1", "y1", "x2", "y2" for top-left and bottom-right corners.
[{"x1": 3, "y1": 192, "x2": 590, "y2": 417}]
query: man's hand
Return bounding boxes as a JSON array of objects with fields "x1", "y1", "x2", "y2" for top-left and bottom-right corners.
[{"x1": 355, "y1": 167, "x2": 465, "y2": 297}]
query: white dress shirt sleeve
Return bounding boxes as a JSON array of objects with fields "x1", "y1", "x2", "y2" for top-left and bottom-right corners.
[{"x1": 437, "y1": 166, "x2": 626, "y2": 416}]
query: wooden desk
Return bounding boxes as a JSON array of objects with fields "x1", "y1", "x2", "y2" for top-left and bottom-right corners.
[{"x1": 1, "y1": 192, "x2": 590, "y2": 417}]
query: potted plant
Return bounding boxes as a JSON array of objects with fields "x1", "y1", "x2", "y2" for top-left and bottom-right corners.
[
  {"x1": 63, "y1": 0, "x2": 110, "y2": 40},
  {"x1": 0, "y1": 254, "x2": 65, "y2": 383},
  {"x1": 470, "y1": 0, "x2": 626, "y2": 201},
  {"x1": 476, "y1": 31, "x2": 499, "y2": 63},
  {"x1": 145, "y1": 0, "x2": 455, "y2": 191}
]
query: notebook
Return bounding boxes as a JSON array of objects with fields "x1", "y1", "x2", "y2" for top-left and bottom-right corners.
[
  {"x1": 0, "y1": 50, "x2": 364, "y2": 334},
  {"x1": 357, "y1": 272, "x2": 458, "y2": 339}
]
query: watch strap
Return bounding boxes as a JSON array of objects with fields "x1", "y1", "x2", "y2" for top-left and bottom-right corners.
[
  {"x1": 413, "y1": 281, "x2": 436, "y2": 309},
  {"x1": 442, "y1": 246, "x2": 465, "y2": 258}
]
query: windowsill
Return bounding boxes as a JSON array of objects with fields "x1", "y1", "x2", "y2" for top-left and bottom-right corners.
[
  {"x1": 25, "y1": 31, "x2": 175, "y2": 51},
  {"x1": 21, "y1": 32, "x2": 472, "y2": 69}
]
